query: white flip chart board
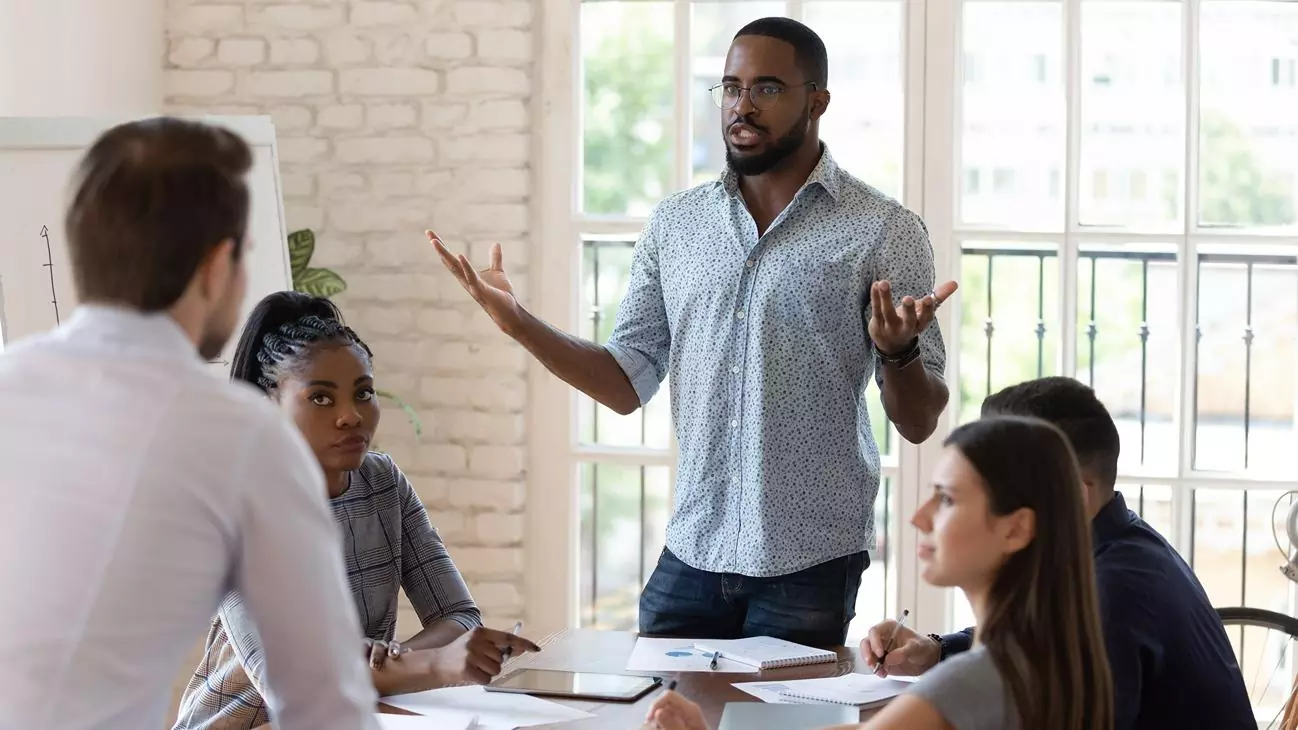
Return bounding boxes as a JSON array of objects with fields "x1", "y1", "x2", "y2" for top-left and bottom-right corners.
[{"x1": 0, "y1": 115, "x2": 293, "y2": 373}]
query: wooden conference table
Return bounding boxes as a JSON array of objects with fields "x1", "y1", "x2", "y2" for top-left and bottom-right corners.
[{"x1": 379, "y1": 629, "x2": 884, "y2": 728}]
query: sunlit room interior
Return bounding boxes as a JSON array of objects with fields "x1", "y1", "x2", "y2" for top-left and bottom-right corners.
[{"x1": 1, "y1": 0, "x2": 1296, "y2": 727}]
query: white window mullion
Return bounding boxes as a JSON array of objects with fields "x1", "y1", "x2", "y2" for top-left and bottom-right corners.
[
  {"x1": 916, "y1": 0, "x2": 959, "y2": 637},
  {"x1": 1060, "y1": 0, "x2": 1082, "y2": 377},
  {"x1": 904, "y1": 0, "x2": 927, "y2": 213},
  {"x1": 673, "y1": 0, "x2": 691, "y2": 194},
  {"x1": 528, "y1": 0, "x2": 583, "y2": 636},
  {"x1": 786, "y1": 0, "x2": 804, "y2": 23},
  {"x1": 895, "y1": 0, "x2": 932, "y2": 634},
  {"x1": 1172, "y1": 0, "x2": 1203, "y2": 559}
]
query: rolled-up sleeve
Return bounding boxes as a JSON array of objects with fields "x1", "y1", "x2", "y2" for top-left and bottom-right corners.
[
  {"x1": 394, "y1": 461, "x2": 482, "y2": 631},
  {"x1": 871, "y1": 206, "x2": 948, "y2": 390},
  {"x1": 604, "y1": 213, "x2": 672, "y2": 406}
]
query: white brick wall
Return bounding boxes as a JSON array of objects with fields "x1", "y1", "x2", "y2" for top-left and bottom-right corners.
[{"x1": 164, "y1": 0, "x2": 533, "y2": 692}]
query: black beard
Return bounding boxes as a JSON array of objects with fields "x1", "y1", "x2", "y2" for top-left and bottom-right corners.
[{"x1": 725, "y1": 112, "x2": 809, "y2": 177}]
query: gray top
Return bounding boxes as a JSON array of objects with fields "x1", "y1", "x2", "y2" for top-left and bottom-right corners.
[{"x1": 906, "y1": 646, "x2": 1018, "y2": 730}]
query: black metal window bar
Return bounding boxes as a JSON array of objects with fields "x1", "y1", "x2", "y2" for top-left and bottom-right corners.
[{"x1": 963, "y1": 245, "x2": 1298, "y2": 638}]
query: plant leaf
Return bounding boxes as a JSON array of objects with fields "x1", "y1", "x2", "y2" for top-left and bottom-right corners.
[
  {"x1": 377, "y1": 389, "x2": 423, "y2": 438},
  {"x1": 295, "y1": 267, "x2": 347, "y2": 298},
  {"x1": 287, "y1": 229, "x2": 315, "y2": 277}
]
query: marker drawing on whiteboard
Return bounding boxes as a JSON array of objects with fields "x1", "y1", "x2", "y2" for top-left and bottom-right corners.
[{"x1": 40, "y1": 226, "x2": 60, "y2": 325}]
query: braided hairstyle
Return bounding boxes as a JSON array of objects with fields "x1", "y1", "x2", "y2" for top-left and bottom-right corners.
[{"x1": 229, "y1": 291, "x2": 373, "y2": 393}]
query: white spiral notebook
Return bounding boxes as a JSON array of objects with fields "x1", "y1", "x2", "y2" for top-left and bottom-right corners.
[
  {"x1": 691, "y1": 637, "x2": 838, "y2": 670},
  {"x1": 772, "y1": 674, "x2": 915, "y2": 707}
]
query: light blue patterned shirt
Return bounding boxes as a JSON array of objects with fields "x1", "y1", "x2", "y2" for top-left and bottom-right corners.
[{"x1": 605, "y1": 146, "x2": 946, "y2": 577}]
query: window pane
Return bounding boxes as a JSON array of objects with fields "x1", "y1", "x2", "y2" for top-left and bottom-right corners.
[
  {"x1": 961, "y1": 3, "x2": 1064, "y2": 229},
  {"x1": 581, "y1": 2, "x2": 675, "y2": 217},
  {"x1": 1192, "y1": 488, "x2": 1291, "y2": 605},
  {"x1": 690, "y1": 2, "x2": 785, "y2": 186},
  {"x1": 1076, "y1": 245, "x2": 1179, "y2": 475},
  {"x1": 1198, "y1": 2, "x2": 1298, "y2": 230},
  {"x1": 1193, "y1": 253, "x2": 1298, "y2": 476},
  {"x1": 578, "y1": 462, "x2": 671, "y2": 630},
  {"x1": 1115, "y1": 484, "x2": 1174, "y2": 541},
  {"x1": 957, "y1": 242, "x2": 1061, "y2": 424},
  {"x1": 578, "y1": 238, "x2": 672, "y2": 448},
  {"x1": 804, "y1": 1, "x2": 905, "y2": 200},
  {"x1": 848, "y1": 475, "x2": 899, "y2": 639},
  {"x1": 953, "y1": 589, "x2": 975, "y2": 633},
  {"x1": 1195, "y1": 487, "x2": 1298, "y2": 720},
  {"x1": 867, "y1": 390, "x2": 895, "y2": 461},
  {"x1": 1079, "y1": 2, "x2": 1183, "y2": 229}
]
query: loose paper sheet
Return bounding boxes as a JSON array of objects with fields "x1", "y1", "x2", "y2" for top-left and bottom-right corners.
[
  {"x1": 374, "y1": 710, "x2": 474, "y2": 730},
  {"x1": 381, "y1": 686, "x2": 595, "y2": 729},
  {"x1": 625, "y1": 637, "x2": 761, "y2": 673}
]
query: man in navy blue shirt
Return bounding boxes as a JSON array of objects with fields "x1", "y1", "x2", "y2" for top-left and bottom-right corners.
[{"x1": 863, "y1": 376, "x2": 1254, "y2": 729}]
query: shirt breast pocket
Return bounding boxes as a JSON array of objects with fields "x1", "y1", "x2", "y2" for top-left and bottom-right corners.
[{"x1": 768, "y1": 237, "x2": 867, "y2": 337}]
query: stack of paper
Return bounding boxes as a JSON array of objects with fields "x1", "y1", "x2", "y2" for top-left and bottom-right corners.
[
  {"x1": 733, "y1": 673, "x2": 915, "y2": 707},
  {"x1": 381, "y1": 685, "x2": 595, "y2": 729}
]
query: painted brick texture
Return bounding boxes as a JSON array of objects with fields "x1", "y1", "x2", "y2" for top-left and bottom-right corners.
[{"x1": 163, "y1": 0, "x2": 534, "y2": 694}]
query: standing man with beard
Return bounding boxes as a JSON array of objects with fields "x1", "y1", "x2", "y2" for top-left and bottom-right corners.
[
  {"x1": 431, "y1": 17, "x2": 956, "y2": 645},
  {"x1": 0, "y1": 118, "x2": 379, "y2": 730}
]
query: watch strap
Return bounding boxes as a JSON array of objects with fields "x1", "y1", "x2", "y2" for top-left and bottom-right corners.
[{"x1": 875, "y1": 336, "x2": 922, "y2": 369}]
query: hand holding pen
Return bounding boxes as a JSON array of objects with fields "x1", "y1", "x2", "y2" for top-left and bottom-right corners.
[
  {"x1": 428, "y1": 624, "x2": 540, "y2": 685},
  {"x1": 501, "y1": 621, "x2": 525, "y2": 662},
  {"x1": 863, "y1": 608, "x2": 941, "y2": 677},
  {"x1": 644, "y1": 680, "x2": 710, "y2": 730}
]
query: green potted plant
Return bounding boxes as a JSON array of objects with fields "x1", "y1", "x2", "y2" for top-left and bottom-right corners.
[{"x1": 288, "y1": 229, "x2": 422, "y2": 438}]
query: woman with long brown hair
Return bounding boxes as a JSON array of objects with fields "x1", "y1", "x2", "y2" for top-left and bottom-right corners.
[{"x1": 646, "y1": 415, "x2": 1114, "y2": 730}]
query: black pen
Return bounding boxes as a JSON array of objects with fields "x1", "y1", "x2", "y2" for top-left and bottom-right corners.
[
  {"x1": 500, "y1": 620, "x2": 523, "y2": 662},
  {"x1": 879, "y1": 609, "x2": 910, "y2": 663},
  {"x1": 709, "y1": 651, "x2": 721, "y2": 670}
]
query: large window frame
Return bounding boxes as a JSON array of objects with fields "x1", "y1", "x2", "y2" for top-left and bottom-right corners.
[
  {"x1": 530, "y1": 0, "x2": 932, "y2": 637},
  {"x1": 932, "y1": 0, "x2": 1298, "y2": 635},
  {"x1": 528, "y1": 0, "x2": 1298, "y2": 639}
]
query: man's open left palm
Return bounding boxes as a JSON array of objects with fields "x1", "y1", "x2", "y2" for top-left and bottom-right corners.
[{"x1": 868, "y1": 279, "x2": 959, "y2": 355}]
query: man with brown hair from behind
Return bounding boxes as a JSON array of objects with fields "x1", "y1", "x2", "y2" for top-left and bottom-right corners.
[{"x1": 0, "y1": 118, "x2": 379, "y2": 730}]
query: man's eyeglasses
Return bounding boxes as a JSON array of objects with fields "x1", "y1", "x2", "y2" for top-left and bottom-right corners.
[{"x1": 710, "y1": 81, "x2": 817, "y2": 111}]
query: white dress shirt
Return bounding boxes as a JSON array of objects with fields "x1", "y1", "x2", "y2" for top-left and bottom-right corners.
[{"x1": 0, "y1": 306, "x2": 379, "y2": 730}]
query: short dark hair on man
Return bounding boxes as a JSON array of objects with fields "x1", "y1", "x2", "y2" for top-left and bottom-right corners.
[
  {"x1": 981, "y1": 376, "x2": 1121, "y2": 493},
  {"x1": 734, "y1": 17, "x2": 829, "y2": 89},
  {"x1": 65, "y1": 116, "x2": 252, "y2": 312}
]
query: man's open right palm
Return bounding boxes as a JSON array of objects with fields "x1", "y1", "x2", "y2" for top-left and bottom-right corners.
[{"x1": 427, "y1": 230, "x2": 519, "y2": 331}]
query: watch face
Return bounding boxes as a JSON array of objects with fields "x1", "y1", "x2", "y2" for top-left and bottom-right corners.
[{"x1": 928, "y1": 634, "x2": 945, "y2": 660}]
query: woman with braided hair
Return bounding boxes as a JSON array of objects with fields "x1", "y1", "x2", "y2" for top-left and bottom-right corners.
[{"x1": 173, "y1": 291, "x2": 539, "y2": 730}]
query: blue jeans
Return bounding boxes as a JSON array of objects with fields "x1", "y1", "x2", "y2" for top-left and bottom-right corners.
[{"x1": 638, "y1": 548, "x2": 869, "y2": 647}]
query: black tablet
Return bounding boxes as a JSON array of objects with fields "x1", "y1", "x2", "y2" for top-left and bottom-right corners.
[{"x1": 485, "y1": 668, "x2": 661, "y2": 702}]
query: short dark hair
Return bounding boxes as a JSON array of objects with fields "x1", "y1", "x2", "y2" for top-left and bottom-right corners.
[
  {"x1": 65, "y1": 117, "x2": 252, "y2": 312},
  {"x1": 981, "y1": 376, "x2": 1121, "y2": 493},
  {"x1": 734, "y1": 17, "x2": 829, "y2": 88},
  {"x1": 229, "y1": 291, "x2": 373, "y2": 393}
]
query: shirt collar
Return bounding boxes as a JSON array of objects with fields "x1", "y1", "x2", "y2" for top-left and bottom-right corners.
[
  {"x1": 720, "y1": 142, "x2": 844, "y2": 202},
  {"x1": 1091, "y1": 490, "x2": 1132, "y2": 549},
  {"x1": 60, "y1": 304, "x2": 204, "y2": 363}
]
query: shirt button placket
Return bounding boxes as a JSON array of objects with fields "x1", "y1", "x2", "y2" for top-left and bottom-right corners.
[{"x1": 730, "y1": 262, "x2": 752, "y2": 560}]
